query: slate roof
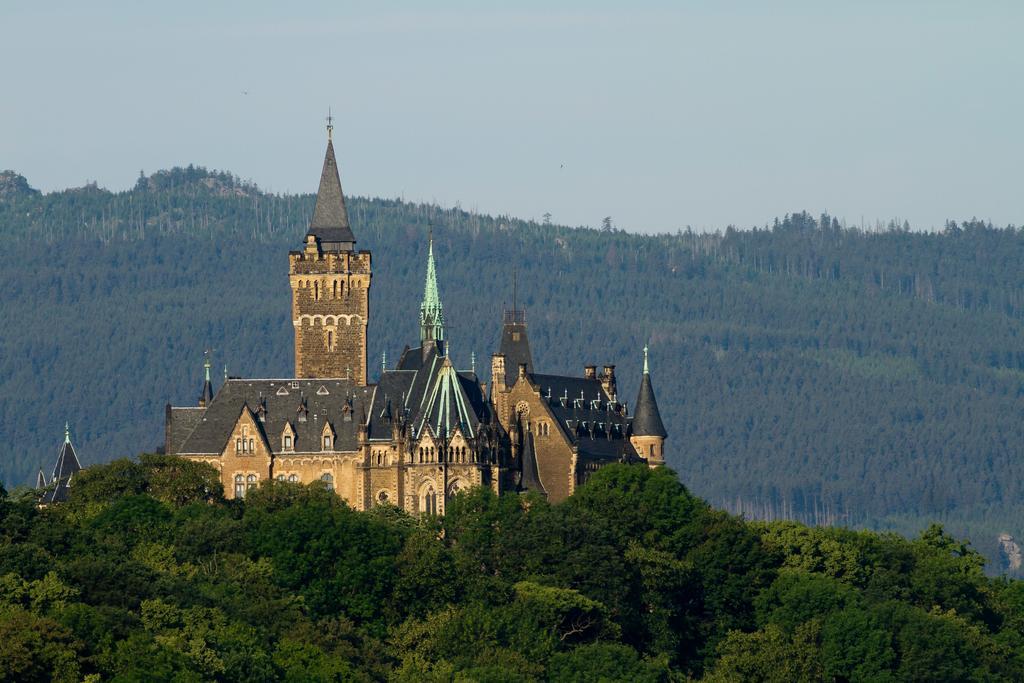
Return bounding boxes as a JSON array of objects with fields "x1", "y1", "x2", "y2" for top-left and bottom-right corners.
[
  {"x1": 499, "y1": 311, "x2": 534, "y2": 387},
  {"x1": 632, "y1": 373, "x2": 667, "y2": 438},
  {"x1": 372, "y1": 345, "x2": 491, "y2": 442},
  {"x1": 166, "y1": 407, "x2": 204, "y2": 455},
  {"x1": 170, "y1": 378, "x2": 372, "y2": 455},
  {"x1": 308, "y1": 139, "x2": 356, "y2": 247},
  {"x1": 40, "y1": 434, "x2": 83, "y2": 504},
  {"x1": 519, "y1": 432, "x2": 547, "y2": 497},
  {"x1": 528, "y1": 373, "x2": 638, "y2": 463}
]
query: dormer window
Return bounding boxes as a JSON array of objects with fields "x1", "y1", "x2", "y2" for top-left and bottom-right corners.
[
  {"x1": 283, "y1": 435, "x2": 292, "y2": 450},
  {"x1": 323, "y1": 435, "x2": 332, "y2": 449}
]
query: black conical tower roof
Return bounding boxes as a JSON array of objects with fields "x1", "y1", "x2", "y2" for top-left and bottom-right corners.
[
  {"x1": 308, "y1": 138, "x2": 356, "y2": 245},
  {"x1": 632, "y1": 347, "x2": 667, "y2": 438},
  {"x1": 40, "y1": 424, "x2": 83, "y2": 504}
]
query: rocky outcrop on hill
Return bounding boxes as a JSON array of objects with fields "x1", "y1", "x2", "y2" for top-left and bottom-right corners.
[
  {"x1": 998, "y1": 533, "x2": 1022, "y2": 573},
  {"x1": 0, "y1": 171, "x2": 40, "y2": 201}
]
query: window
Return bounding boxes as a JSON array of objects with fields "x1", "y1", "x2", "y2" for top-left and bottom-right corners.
[
  {"x1": 288, "y1": 474, "x2": 298, "y2": 483},
  {"x1": 649, "y1": 444, "x2": 654, "y2": 457},
  {"x1": 248, "y1": 438, "x2": 254, "y2": 453},
  {"x1": 378, "y1": 491, "x2": 389, "y2": 505},
  {"x1": 332, "y1": 280, "x2": 337, "y2": 298},
  {"x1": 284, "y1": 435, "x2": 292, "y2": 450},
  {"x1": 276, "y1": 474, "x2": 285, "y2": 481},
  {"x1": 236, "y1": 438, "x2": 242, "y2": 453},
  {"x1": 421, "y1": 486, "x2": 437, "y2": 515},
  {"x1": 327, "y1": 330, "x2": 333, "y2": 350},
  {"x1": 321, "y1": 473, "x2": 334, "y2": 492},
  {"x1": 323, "y1": 435, "x2": 332, "y2": 449},
  {"x1": 234, "y1": 474, "x2": 245, "y2": 498},
  {"x1": 314, "y1": 281, "x2": 319, "y2": 300},
  {"x1": 246, "y1": 474, "x2": 257, "y2": 491}
]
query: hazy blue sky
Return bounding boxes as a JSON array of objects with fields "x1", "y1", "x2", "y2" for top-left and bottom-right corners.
[{"x1": 2, "y1": 2, "x2": 1021, "y2": 232}]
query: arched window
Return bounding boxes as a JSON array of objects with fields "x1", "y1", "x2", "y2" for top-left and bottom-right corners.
[
  {"x1": 321, "y1": 473, "x2": 334, "y2": 492},
  {"x1": 246, "y1": 474, "x2": 257, "y2": 491},
  {"x1": 234, "y1": 474, "x2": 245, "y2": 498},
  {"x1": 332, "y1": 280, "x2": 337, "y2": 298},
  {"x1": 288, "y1": 474, "x2": 298, "y2": 483},
  {"x1": 376, "y1": 453, "x2": 382, "y2": 466},
  {"x1": 378, "y1": 490, "x2": 389, "y2": 505},
  {"x1": 236, "y1": 438, "x2": 242, "y2": 453},
  {"x1": 314, "y1": 281, "x2": 319, "y2": 300},
  {"x1": 421, "y1": 485, "x2": 437, "y2": 515},
  {"x1": 248, "y1": 438, "x2": 254, "y2": 453},
  {"x1": 276, "y1": 474, "x2": 285, "y2": 481}
]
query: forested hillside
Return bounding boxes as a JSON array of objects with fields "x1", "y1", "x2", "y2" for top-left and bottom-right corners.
[
  {"x1": 4, "y1": 458, "x2": 1023, "y2": 681},
  {"x1": 1, "y1": 167, "x2": 1023, "y2": 571}
]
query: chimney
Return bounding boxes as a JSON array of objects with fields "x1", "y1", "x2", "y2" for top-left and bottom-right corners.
[
  {"x1": 584, "y1": 365, "x2": 597, "y2": 380},
  {"x1": 492, "y1": 353, "x2": 507, "y2": 391},
  {"x1": 601, "y1": 365, "x2": 617, "y2": 398}
]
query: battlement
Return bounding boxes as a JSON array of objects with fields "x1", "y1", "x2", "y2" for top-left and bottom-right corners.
[{"x1": 289, "y1": 250, "x2": 371, "y2": 275}]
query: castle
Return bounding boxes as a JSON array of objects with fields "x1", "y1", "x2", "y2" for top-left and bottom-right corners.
[{"x1": 164, "y1": 124, "x2": 667, "y2": 513}]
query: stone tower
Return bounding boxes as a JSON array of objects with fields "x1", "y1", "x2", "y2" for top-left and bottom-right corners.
[
  {"x1": 630, "y1": 345, "x2": 668, "y2": 467},
  {"x1": 289, "y1": 125, "x2": 371, "y2": 383}
]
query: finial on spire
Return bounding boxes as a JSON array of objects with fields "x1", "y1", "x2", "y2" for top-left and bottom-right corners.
[
  {"x1": 471, "y1": 351, "x2": 476, "y2": 374},
  {"x1": 382, "y1": 350, "x2": 387, "y2": 373},
  {"x1": 64, "y1": 421, "x2": 71, "y2": 444},
  {"x1": 203, "y1": 349, "x2": 212, "y2": 383},
  {"x1": 223, "y1": 365, "x2": 228, "y2": 382},
  {"x1": 326, "y1": 107, "x2": 334, "y2": 141},
  {"x1": 643, "y1": 344, "x2": 650, "y2": 375}
]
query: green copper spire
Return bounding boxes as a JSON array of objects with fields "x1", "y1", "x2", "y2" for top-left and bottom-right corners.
[
  {"x1": 643, "y1": 344, "x2": 650, "y2": 375},
  {"x1": 420, "y1": 230, "x2": 445, "y2": 344}
]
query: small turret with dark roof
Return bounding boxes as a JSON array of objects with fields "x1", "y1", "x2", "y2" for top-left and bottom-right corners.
[
  {"x1": 630, "y1": 346, "x2": 667, "y2": 466},
  {"x1": 39, "y1": 423, "x2": 84, "y2": 505},
  {"x1": 198, "y1": 353, "x2": 214, "y2": 407}
]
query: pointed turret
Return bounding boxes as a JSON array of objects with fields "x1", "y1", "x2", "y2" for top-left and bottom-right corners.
[
  {"x1": 36, "y1": 468, "x2": 46, "y2": 489},
  {"x1": 498, "y1": 269, "x2": 533, "y2": 387},
  {"x1": 307, "y1": 121, "x2": 356, "y2": 250},
  {"x1": 630, "y1": 346, "x2": 667, "y2": 466},
  {"x1": 420, "y1": 231, "x2": 445, "y2": 348},
  {"x1": 198, "y1": 353, "x2": 214, "y2": 407},
  {"x1": 40, "y1": 423, "x2": 84, "y2": 505}
]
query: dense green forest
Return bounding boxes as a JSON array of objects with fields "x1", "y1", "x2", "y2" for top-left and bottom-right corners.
[
  {"x1": 5, "y1": 457, "x2": 1024, "y2": 681},
  {"x1": 1, "y1": 167, "x2": 1023, "y2": 571}
]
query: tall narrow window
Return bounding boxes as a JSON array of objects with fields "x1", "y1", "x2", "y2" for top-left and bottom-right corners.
[
  {"x1": 248, "y1": 438, "x2": 254, "y2": 453},
  {"x1": 234, "y1": 474, "x2": 245, "y2": 498},
  {"x1": 327, "y1": 330, "x2": 333, "y2": 350},
  {"x1": 333, "y1": 280, "x2": 337, "y2": 298},
  {"x1": 314, "y1": 281, "x2": 319, "y2": 300},
  {"x1": 246, "y1": 474, "x2": 257, "y2": 491},
  {"x1": 649, "y1": 444, "x2": 654, "y2": 457},
  {"x1": 236, "y1": 438, "x2": 242, "y2": 453},
  {"x1": 284, "y1": 435, "x2": 292, "y2": 450},
  {"x1": 323, "y1": 435, "x2": 332, "y2": 449},
  {"x1": 321, "y1": 473, "x2": 334, "y2": 492}
]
